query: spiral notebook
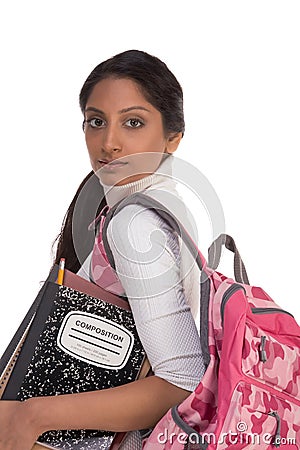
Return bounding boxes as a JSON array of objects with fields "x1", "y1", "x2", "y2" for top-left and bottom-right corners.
[{"x1": 0, "y1": 267, "x2": 150, "y2": 450}]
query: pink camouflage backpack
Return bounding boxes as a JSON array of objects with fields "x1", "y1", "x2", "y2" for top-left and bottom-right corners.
[{"x1": 101, "y1": 192, "x2": 300, "y2": 450}]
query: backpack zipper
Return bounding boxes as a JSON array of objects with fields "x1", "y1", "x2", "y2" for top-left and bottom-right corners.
[
  {"x1": 268, "y1": 411, "x2": 281, "y2": 447},
  {"x1": 221, "y1": 286, "x2": 294, "y2": 324},
  {"x1": 251, "y1": 307, "x2": 294, "y2": 318},
  {"x1": 259, "y1": 335, "x2": 267, "y2": 362},
  {"x1": 221, "y1": 284, "x2": 246, "y2": 325}
]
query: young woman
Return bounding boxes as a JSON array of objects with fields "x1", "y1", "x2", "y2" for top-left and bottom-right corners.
[{"x1": 0, "y1": 50, "x2": 205, "y2": 450}]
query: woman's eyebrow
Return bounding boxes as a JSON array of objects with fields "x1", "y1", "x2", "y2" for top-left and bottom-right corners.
[
  {"x1": 118, "y1": 106, "x2": 151, "y2": 114},
  {"x1": 85, "y1": 106, "x2": 151, "y2": 115},
  {"x1": 85, "y1": 107, "x2": 105, "y2": 115}
]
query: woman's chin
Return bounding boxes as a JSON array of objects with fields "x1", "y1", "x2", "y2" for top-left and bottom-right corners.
[{"x1": 96, "y1": 171, "x2": 153, "y2": 187}]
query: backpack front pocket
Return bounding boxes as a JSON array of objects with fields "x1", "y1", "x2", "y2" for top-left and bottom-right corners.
[
  {"x1": 218, "y1": 382, "x2": 299, "y2": 449},
  {"x1": 242, "y1": 318, "x2": 300, "y2": 397}
]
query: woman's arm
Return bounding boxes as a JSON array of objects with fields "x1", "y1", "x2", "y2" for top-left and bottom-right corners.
[
  {"x1": 106, "y1": 205, "x2": 205, "y2": 392},
  {"x1": 25, "y1": 375, "x2": 191, "y2": 435},
  {"x1": 0, "y1": 377, "x2": 190, "y2": 450}
]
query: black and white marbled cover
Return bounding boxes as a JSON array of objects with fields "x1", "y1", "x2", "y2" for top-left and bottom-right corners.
[{"x1": 9, "y1": 283, "x2": 146, "y2": 449}]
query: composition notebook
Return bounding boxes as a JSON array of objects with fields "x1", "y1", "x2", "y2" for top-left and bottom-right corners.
[{"x1": 0, "y1": 267, "x2": 150, "y2": 450}]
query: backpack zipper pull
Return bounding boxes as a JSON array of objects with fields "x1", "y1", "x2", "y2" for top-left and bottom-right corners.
[
  {"x1": 268, "y1": 411, "x2": 281, "y2": 447},
  {"x1": 259, "y1": 335, "x2": 267, "y2": 362}
]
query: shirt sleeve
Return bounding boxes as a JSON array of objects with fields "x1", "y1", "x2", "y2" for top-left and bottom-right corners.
[{"x1": 106, "y1": 203, "x2": 205, "y2": 391}]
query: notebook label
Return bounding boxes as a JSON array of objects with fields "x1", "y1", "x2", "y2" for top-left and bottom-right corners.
[{"x1": 57, "y1": 311, "x2": 134, "y2": 370}]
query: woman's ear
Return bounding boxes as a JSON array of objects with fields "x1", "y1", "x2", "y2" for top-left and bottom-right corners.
[{"x1": 165, "y1": 132, "x2": 183, "y2": 154}]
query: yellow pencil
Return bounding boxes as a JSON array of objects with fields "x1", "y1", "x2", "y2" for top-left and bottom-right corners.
[{"x1": 57, "y1": 258, "x2": 65, "y2": 285}]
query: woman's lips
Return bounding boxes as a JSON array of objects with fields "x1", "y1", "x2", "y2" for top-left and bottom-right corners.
[{"x1": 98, "y1": 160, "x2": 128, "y2": 170}]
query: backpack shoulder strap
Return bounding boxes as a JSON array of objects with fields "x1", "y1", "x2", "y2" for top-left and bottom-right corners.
[{"x1": 101, "y1": 192, "x2": 206, "y2": 273}]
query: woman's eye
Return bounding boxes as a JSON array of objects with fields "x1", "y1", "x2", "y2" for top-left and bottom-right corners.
[
  {"x1": 87, "y1": 118, "x2": 105, "y2": 128},
  {"x1": 125, "y1": 118, "x2": 143, "y2": 128}
]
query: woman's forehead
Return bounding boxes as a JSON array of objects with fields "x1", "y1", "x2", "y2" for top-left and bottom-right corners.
[{"x1": 86, "y1": 77, "x2": 153, "y2": 112}]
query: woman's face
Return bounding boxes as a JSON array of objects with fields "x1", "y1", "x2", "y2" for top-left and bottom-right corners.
[{"x1": 84, "y1": 77, "x2": 181, "y2": 186}]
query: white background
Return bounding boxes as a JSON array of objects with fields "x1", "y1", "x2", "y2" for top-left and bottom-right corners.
[{"x1": 0, "y1": 1, "x2": 299, "y2": 356}]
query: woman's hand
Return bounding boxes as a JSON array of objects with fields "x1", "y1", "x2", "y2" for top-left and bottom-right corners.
[{"x1": 0, "y1": 399, "x2": 41, "y2": 450}]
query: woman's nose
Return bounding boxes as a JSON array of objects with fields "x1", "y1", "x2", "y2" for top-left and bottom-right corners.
[{"x1": 101, "y1": 124, "x2": 122, "y2": 154}]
